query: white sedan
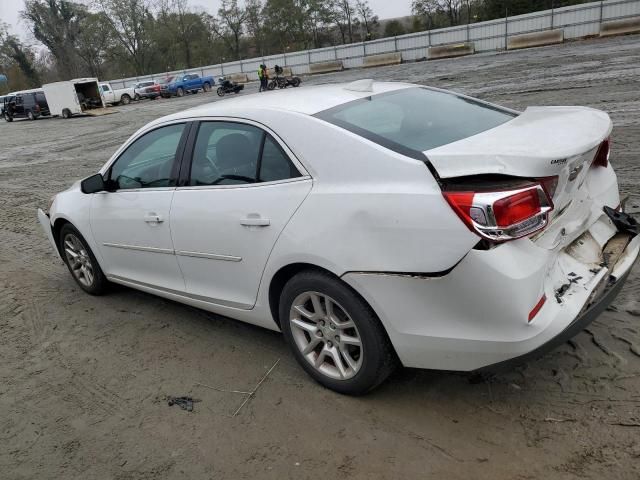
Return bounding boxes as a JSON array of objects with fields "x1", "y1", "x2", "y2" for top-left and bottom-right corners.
[{"x1": 38, "y1": 80, "x2": 639, "y2": 394}]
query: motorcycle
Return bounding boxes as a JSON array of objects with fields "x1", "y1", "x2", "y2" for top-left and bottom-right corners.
[
  {"x1": 267, "y1": 65, "x2": 301, "y2": 90},
  {"x1": 216, "y1": 77, "x2": 244, "y2": 96}
]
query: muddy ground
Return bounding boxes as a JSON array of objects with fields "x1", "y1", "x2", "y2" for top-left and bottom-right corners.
[{"x1": 1, "y1": 35, "x2": 639, "y2": 479}]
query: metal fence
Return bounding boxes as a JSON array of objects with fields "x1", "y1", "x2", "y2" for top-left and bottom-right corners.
[{"x1": 109, "y1": 0, "x2": 640, "y2": 89}]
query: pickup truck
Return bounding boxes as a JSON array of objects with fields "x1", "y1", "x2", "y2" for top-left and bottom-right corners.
[
  {"x1": 99, "y1": 82, "x2": 135, "y2": 105},
  {"x1": 159, "y1": 73, "x2": 214, "y2": 98}
]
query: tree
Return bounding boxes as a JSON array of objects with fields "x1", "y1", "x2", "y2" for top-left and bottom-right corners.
[
  {"x1": 355, "y1": 0, "x2": 378, "y2": 40},
  {"x1": 383, "y1": 19, "x2": 406, "y2": 37},
  {"x1": 75, "y1": 11, "x2": 113, "y2": 77},
  {"x1": 92, "y1": 0, "x2": 155, "y2": 75},
  {"x1": 412, "y1": 0, "x2": 439, "y2": 29},
  {"x1": 0, "y1": 23, "x2": 41, "y2": 87},
  {"x1": 21, "y1": 0, "x2": 88, "y2": 79},
  {"x1": 210, "y1": 0, "x2": 249, "y2": 60}
]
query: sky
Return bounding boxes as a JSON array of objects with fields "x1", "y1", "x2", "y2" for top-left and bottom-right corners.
[{"x1": 1, "y1": 0, "x2": 414, "y2": 42}]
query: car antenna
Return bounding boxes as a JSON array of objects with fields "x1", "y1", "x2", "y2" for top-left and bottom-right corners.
[{"x1": 344, "y1": 79, "x2": 374, "y2": 92}]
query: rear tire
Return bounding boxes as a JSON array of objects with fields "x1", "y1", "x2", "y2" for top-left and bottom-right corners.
[
  {"x1": 27, "y1": 111, "x2": 36, "y2": 121},
  {"x1": 216, "y1": 87, "x2": 225, "y2": 97},
  {"x1": 177, "y1": 87, "x2": 184, "y2": 97},
  {"x1": 59, "y1": 224, "x2": 108, "y2": 295},
  {"x1": 203, "y1": 82, "x2": 211, "y2": 92},
  {"x1": 134, "y1": 93, "x2": 141, "y2": 101},
  {"x1": 62, "y1": 109, "x2": 71, "y2": 119},
  {"x1": 279, "y1": 270, "x2": 397, "y2": 395},
  {"x1": 292, "y1": 77, "x2": 301, "y2": 87},
  {"x1": 120, "y1": 94, "x2": 131, "y2": 105},
  {"x1": 4, "y1": 114, "x2": 12, "y2": 122}
]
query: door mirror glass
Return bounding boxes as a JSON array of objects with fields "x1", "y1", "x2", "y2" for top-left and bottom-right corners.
[{"x1": 81, "y1": 173, "x2": 106, "y2": 194}]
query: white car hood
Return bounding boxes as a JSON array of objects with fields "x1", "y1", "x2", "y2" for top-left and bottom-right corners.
[{"x1": 424, "y1": 106, "x2": 612, "y2": 179}]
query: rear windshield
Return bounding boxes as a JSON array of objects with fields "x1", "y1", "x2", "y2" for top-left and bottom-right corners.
[{"x1": 315, "y1": 87, "x2": 516, "y2": 159}]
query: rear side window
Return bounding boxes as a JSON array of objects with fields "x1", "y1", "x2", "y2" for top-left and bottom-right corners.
[
  {"x1": 189, "y1": 122, "x2": 300, "y2": 186},
  {"x1": 315, "y1": 87, "x2": 516, "y2": 158}
]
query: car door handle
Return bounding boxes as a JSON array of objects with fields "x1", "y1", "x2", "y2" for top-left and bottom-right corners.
[
  {"x1": 144, "y1": 213, "x2": 164, "y2": 223},
  {"x1": 240, "y1": 216, "x2": 270, "y2": 227}
]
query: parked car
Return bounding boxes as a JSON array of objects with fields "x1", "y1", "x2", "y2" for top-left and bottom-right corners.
[
  {"x1": 160, "y1": 73, "x2": 214, "y2": 98},
  {"x1": 3, "y1": 90, "x2": 50, "y2": 122},
  {"x1": 133, "y1": 81, "x2": 160, "y2": 100},
  {"x1": 38, "y1": 81, "x2": 639, "y2": 394},
  {"x1": 100, "y1": 82, "x2": 135, "y2": 105},
  {"x1": 43, "y1": 78, "x2": 105, "y2": 119}
]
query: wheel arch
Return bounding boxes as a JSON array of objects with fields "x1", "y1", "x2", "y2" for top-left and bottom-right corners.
[
  {"x1": 267, "y1": 262, "x2": 394, "y2": 349},
  {"x1": 52, "y1": 217, "x2": 72, "y2": 256}
]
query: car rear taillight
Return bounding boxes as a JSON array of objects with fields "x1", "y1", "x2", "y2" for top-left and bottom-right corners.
[
  {"x1": 592, "y1": 137, "x2": 610, "y2": 168},
  {"x1": 443, "y1": 184, "x2": 554, "y2": 242},
  {"x1": 35, "y1": 105, "x2": 40, "y2": 112}
]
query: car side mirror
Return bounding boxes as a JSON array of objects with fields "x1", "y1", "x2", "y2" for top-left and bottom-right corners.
[{"x1": 81, "y1": 173, "x2": 106, "y2": 194}]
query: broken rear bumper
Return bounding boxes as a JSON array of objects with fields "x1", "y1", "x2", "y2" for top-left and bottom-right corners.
[
  {"x1": 343, "y1": 209, "x2": 639, "y2": 372},
  {"x1": 476, "y1": 263, "x2": 632, "y2": 374}
]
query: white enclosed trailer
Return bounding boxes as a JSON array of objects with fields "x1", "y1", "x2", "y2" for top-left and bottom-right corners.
[{"x1": 42, "y1": 78, "x2": 106, "y2": 118}]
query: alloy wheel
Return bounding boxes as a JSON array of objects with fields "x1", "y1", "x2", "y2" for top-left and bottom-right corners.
[
  {"x1": 63, "y1": 233, "x2": 94, "y2": 287},
  {"x1": 289, "y1": 291, "x2": 363, "y2": 380}
]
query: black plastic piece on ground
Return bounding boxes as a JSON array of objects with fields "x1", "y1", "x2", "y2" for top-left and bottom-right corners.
[{"x1": 167, "y1": 396, "x2": 195, "y2": 412}]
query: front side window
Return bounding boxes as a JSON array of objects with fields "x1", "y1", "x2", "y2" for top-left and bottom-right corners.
[
  {"x1": 315, "y1": 87, "x2": 516, "y2": 157},
  {"x1": 109, "y1": 123, "x2": 186, "y2": 190},
  {"x1": 101, "y1": 85, "x2": 110, "y2": 92},
  {"x1": 189, "y1": 122, "x2": 300, "y2": 186}
]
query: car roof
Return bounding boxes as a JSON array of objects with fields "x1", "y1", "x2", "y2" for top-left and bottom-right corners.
[{"x1": 150, "y1": 81, "x2": 415, "y2": 126}]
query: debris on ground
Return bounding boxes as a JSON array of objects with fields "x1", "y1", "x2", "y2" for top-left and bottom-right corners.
[{"x1": 166, "y1": 396, "x2": 197, "y2": 412}]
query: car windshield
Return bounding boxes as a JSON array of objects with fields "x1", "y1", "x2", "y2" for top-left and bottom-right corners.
[{"x1": 315, "y1": 87, "x2": 516, "y2": 158}]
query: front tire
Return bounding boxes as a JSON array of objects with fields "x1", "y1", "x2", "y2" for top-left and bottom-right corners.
[
  {"x1": 5, "y1": 114, "x2": 13, "y2": 122},
  {"x1": 28, "y1": 111, "x2": 36, "y2": 120},
  {"x1": 59, "y1": 224, "x2": 108, "y2": 295},
  {"x1": 62, "y1": 109, "x2": 71, "y2": 119},
  {"x1": 216, "y1": 87, "x2": 225, "y2": 97},
  {"x1": 280, "y1": 270, "x2": 396, "y2": 395},
  {"x1": 203, "y1": 82, "x2": 211, "y2": 92},
  {"x1": 177, "y1": 87, "x2": 184, "y2": 97}
]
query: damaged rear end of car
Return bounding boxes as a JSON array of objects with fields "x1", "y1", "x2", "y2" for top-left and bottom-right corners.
[
  {"x1": 326, "y1": 86, "x2": 639, "y2": 371},
  {"x1": 427, "y1": 105, "x2": 639, "y2": 371}
]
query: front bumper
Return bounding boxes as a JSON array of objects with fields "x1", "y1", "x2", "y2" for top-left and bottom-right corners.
[
  {"x1": 343, "y1": 210, "x2": 639, "y2": 371},
  {"x1": 37, "y1": 208, "x2": 61, "y2": 260}
]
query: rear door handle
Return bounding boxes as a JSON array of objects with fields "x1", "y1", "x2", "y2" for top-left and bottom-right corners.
[
  {"x1": 240, "y1": 216, "x2": 270, "y2": 227},
  {"x1": 144, "y1": 213, "x2": 164, "y2": 223}
]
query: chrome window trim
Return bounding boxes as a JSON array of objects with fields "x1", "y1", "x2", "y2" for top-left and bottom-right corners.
[{"x1": 175, "y1": 176, "x2": 311, "y2": 191}]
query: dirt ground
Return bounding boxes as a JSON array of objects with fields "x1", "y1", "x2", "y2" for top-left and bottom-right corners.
[{"x1": 1, "y1": 35, "x2": 640, "y2": 480}]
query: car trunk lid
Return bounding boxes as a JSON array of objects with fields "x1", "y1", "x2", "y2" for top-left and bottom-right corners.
[{"x1": 426, "y1": 106, "x2": 614, "y2": 247}]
